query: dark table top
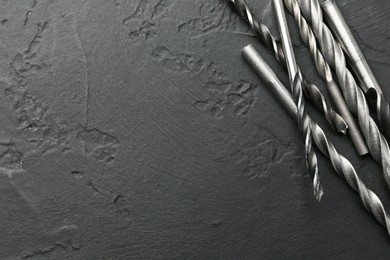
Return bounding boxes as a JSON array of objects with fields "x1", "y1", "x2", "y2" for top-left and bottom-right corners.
[{"x1": 1, "y1": 0, "x2": 390, "y2": 259}]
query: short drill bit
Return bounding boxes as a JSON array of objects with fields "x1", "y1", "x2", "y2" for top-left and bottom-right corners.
[
  {"x1": 274, "y1": 0, "x2": 322, "y2": 200},
  {"x1": 242, "y1": 44, "x2": 390, "y2": 236},
  {"x1": 283, "y1": 0, "x2": 368, "y2": 156},
  {"x1": 322, "y1": 0, "x2": 390, "y2": 142},
  {"x1": 227, "y1": 0, "x2": 348, "y2": 134},
  {"x1": 294, "y1": 0, "x2": 390, "y2": 191}
]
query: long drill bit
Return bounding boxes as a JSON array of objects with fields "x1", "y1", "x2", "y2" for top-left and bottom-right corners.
[
  {"x1": 282, "y1": 0, "x2": 368, "y2": 156},
  {"x1": 242, "y1": 44, "x2": 390, "y2": 236},
  {"x1": 273, "y1": 0, "x2": 322, "y2": 200},
  {"x1": 322, "y1": 0, "x2": 390, "y2": 142},
  {"x1": 293, "y1": 0, "x2": 390, "y2": 191},
  {"x1": 227, "y1": 0, "x2": 348, "y2": 134}
]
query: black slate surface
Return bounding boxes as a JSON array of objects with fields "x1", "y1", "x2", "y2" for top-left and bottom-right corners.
[{"x1": 1, "y1": 0, "x2": 390, "y2": 259}]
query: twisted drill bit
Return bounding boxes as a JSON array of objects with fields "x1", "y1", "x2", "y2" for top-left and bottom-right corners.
[
  {"x1": 274, "y1": 0, "x2": 322, "y2": 200},
  {"x1": 242, "y1": 44, "x2": 390, "y2": 236},
  {"x1": 322, "y1": 0, "x2": 390, "y2": 142},
  {"x1": 295, "y1": 72, "x2": 323, "y2": 200},
  {"x1": 227, "y1": 0, "x2": 348, "y2": 134},
  {"x1": 367, "y1": 89, "x2": 390, "y2": 141},
  {"x1": 293, "y1": 0, "x2": 390, "y2": 190},
  {"x1": 282, "y1": 0, "x2": 368, "y2": 156}
]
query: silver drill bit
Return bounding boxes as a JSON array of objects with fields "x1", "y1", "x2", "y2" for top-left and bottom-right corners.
[
  {"x1": 294, "y1": 0, "x2": 390, "y2": 191},
  {"x1": 242, "y1": 44, "x2": 390, "y2": 236},
  {"x1": 322, "y1": 0, "x2": 390, "y2": 141},
  {"x1": 282, "y1": 0, "x2": 368, "y2": 156},
  {"x1": 227, "y1": 0, "x2": 348, "y2": 134},
  {"x1": 273, "y1": 0, "x2": 323, "y2": 200}
]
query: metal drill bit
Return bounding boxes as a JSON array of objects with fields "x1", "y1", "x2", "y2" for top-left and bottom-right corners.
[
  {"x1": 242, "y1": 44, "x2": 390, "y2": 236},
  {"x1": 282, "y1": 0, "x2": 368, "y2": 156},
  {"x1": 293, "y1": 0, "x2": 390, "y2": 191},
  {"x1": 227, "y1": 0, "x2": 348, "y2": 134},
  {"x1": 322, "y1": 0, "x2": 390, "y2": 141},
  {"x1": 273, "y1": 0, "x2": 322, "y2": 200},
  {"x1": 367, "y1": 89, "x2": 390, "y2": 140}
]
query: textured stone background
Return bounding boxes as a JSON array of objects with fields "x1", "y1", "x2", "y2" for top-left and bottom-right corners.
[{"x1": 1, "y1": 0, "x2": 390, "y2": 259}]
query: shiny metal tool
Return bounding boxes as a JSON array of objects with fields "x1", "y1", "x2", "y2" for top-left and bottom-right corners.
[
  {"x1": 322, "y1": 0, "x2": 390, "y2": 141},
  {"x1": 283, "y1": 0, "x2": 368, "y2": 156},
  {"x1": 242, "y1": 44, "x2": 390, "y2": 236},
  {"x1": 273, "y1": 0, "x2": 322, "y2": 200},
  {"x1": 295, "y1": 0, "x2": 390, "y2": 190},
  {"x1": 227, "y1": 0, "x2": 348, "y2": 134}
]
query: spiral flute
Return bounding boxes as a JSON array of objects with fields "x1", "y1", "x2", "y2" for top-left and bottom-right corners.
[
  {"x1": 322, "y1": 0, "x2": 390, "y2": 142},
  {"x1": 367, "y1": 90, "x2": 390, "y2": 141},
  {"x1": 294, "y1": 72, "x2": 322, "y2": 200},
  {"x1": 227, "y1": 0, "x2": 347, "y2": 134},
  {"x1": 242, "y1": 44, "x2": 390, "y2": 237},
  {"x1": 283, "y1": 0, "x2": 368, "y2": 156},
  {"x1": 293, "y1": 0, "x2": 390, "y2": 191}
]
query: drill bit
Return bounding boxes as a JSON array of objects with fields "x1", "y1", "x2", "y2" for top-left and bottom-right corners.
[
  {"x1": 227, "y1": 0, "x2": 348, "y2": 134},
  {"x1": 366, "y1": 89, "x2": 390, "y2": 141},
  {"x1": 242, "y1": 44, "x2": 390, "y2": 236},
  {"x1": 282, "y1": 0, "x2": 368, "y2": 157},
  {"x1": 293, "y1": 0, "x2": 390, "y2": 191},
  {"x1": 273, "y1": 0, "x2": 322, "y2": 200},
  {"x1": 322, "y1": 0, "x2": 390, "y2": 142}
]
